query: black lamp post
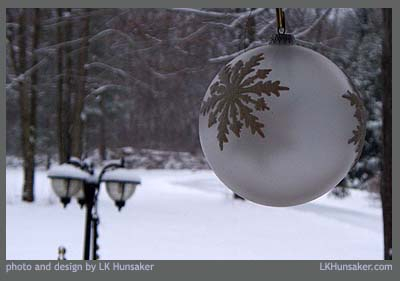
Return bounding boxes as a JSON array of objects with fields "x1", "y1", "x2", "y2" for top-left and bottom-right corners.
[{"x1": 48, "y1": 158, "x2": 141, "y2": 260}]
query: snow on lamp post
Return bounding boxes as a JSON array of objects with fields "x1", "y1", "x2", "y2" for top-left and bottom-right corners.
[{"x1": 47, "y1": 158, "x2": 141, "y2": 260}]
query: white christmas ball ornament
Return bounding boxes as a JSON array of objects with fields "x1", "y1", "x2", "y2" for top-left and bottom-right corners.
[{"x1": 199, "y1": 34, "x2": 366, "y2": 207}]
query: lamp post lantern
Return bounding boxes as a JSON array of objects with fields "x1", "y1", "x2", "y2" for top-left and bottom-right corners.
[
  {"x1": 48, "y1": 163, "x2": 89, "y2": 207},
  {"x1": 48, "y1": 157, "x2": 141, "y2": 260},
  {"x1": 102, "y1": 168, "x2": 141, "y2": 211}
]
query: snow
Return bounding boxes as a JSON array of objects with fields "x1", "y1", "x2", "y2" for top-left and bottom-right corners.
[
  {"x1": 114, "y1": 148, "x2": 209, "y2": 170},
  {"x1": 121, "y1": 146, "x2": 134, "y2": 154},
  {"x1": 47, "y1": 164, "x2": 90, "y2": 180},
  {"x1": 6, "y1": 167, "x2": 383, "y2": 260},
  {"x1": 101, "y1": 168, "x2": 141, "y2": 184}
]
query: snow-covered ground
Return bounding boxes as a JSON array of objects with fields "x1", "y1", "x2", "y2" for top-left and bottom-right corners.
[{"x1": 6, "y1": 167, "x2": 383, "y2": 260}]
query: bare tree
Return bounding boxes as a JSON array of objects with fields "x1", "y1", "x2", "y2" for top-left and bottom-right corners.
[
  {"x1": 56, "y1": 8, "x2": 67, "y2": 163},
  {"x1": 98, "y1": 95, "x2": 107, "y2": 161},
  {"x1": 24, "y1": 9, "x2": 41, "y2": 201},
  {"x1": 381, "y1": 8, "x2": 392, "y2": 260},
  {"x1": 71, "y1": 9, "x2": 91, "y2": 157},
  {"x1": 64, "y1": 8, "x2": 74, "y2": 162},
  {"x1": 17, "y1": 9, "x2": 32, "y2": 201},
  {"x1": 6, "y1": 9, "x2": 41, "y2": 202}
]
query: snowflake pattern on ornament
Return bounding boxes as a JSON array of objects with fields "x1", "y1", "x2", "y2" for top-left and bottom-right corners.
[
  {"x1": 200, "y1": 53, "x2": 290, "y2": 151},
  {"x1": 342, "y1": 90, "x2": 367, "y2": 165}
]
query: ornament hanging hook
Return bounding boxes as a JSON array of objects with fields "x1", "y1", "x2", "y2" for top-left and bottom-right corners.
[{"x1": 276, "y1": 8, "x2": 286, "y2": 34}]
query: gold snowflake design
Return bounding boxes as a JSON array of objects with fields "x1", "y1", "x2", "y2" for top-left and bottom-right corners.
[
  {"x1": 200, "y1": 53, "x2": 290, "y2": 151},
  {"x1": 342, "y1": 90, "x2": 367, "y2": 164}
]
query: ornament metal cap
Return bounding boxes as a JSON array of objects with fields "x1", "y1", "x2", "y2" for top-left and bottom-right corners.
[{"x1": 269, "y1": 33, "x2": 295, "y2": 45}]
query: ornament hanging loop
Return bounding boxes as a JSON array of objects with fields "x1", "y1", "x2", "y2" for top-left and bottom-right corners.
[{"x1": 276, "y1": 8, "x2": 286, "y2": 34}]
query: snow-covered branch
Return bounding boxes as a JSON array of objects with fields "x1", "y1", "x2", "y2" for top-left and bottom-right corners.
[
  {"x1": 147, "y1": 65, "x2": 205, "y2": 78},
  {"x1": 296, "y1": 38, "x2": 345, "y2": 54},
  {"x1": 257, "y1": 18, "x2": 276, "y2": 37},
  {"x1": 90, "y1": 28, "x2": 135, "y2": 47},
  {"x1": 171, "y1": 8, "x2": 235, "y2": 18},
  {"x1": 229, "y1": 8, "x2": 266, "y2": 28},
  {"x1": 35, "y1": 37, "x2": 86, "y2": 53},
  {"x1": 294, "y1": 9, "x2": 332, "y2": 38},
  {"x1": 6, "y1": 57, "x2": 49, "y2": 91},
  {"x1": 85, "y1": 62, "x2": 129, "y2": 79},
  {"x1": 90, "y1": 84, "x2": 130, "y2": 96},
  {"x1": 208, "y1": 41, "x2": 264, "y2": 63},
  {"x1": 36, "y1": 29, "x2": 135, "y2": 54},
  {"x1": 173, "y1": 8, "x2": 267, "y2": 29},
  {"x1": 6, "y1": 22, "x2": 19, "y2": 29},
  {"x1": 41, "y1": 9, "x2": 111, "y2": 28}
]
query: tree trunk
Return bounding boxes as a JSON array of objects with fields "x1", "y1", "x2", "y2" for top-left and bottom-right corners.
[
  {"x1": 71, "y1": 9, "x2": 90, "y2": 158},
  {"x1": 98, "y1": 96, "x2": 107, "y2": 161},
  {"x1": 244, "y1": 8, "x2": 256, "y2": 47},
  {"x1": 56, "y1": 8, "x2": 66, "y2": 163},
  {"x1": 6, "y1": 10, "x2": 19, "y2": 76},
  {"x1": 380, "y1": 8, "x2": 392, "y2": 260},
  {"x1": 6, "y1": 10, "x2": 32, "y2": 201},
  {"x1": 16, "y1": 9, "x2": 32, "y2": 202},
  {"x1": 23, "y1": 9, "x2": 40, "y2": 202},
  {"x1": 64, "y1": 8, "x2": 73, "y2": 161}
]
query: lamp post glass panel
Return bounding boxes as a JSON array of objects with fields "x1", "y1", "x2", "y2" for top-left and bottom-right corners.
[
  {"x1": 47, "y1": 159, "x2": 141, "y2": 260},
  {"x1": 51, "y1": 178, "x2": 83, "y2": 206},
  {"x1": 102, "y1": 168, "x2": 141, "y2": 211},
  {"x1": 75, "y1": 187, "x2": 86, "y2": 208},
  {"x1": 48, "y1": 163, "x2": 90, "y2": 207},
  {"x1": 106, "y1": 182, "x2": 137, "y2": 200}
]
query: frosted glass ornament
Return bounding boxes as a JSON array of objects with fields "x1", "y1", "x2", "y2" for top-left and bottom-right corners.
[{"x1": 199, "y1": 34, "x2": 366, "y2": 207}]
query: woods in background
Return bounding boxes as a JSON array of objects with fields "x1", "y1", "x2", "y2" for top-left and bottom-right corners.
[
  {"x1": 5, "y1": 8, "x2": 387, "y2": 190},
  {"x1": 5, "y1": 9, "x2": 391, "y2": 258}
]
